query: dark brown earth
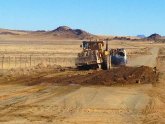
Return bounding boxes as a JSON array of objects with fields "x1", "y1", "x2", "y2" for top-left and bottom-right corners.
[
  {"x1": 82, "y1": 66, "x2": 159, "y2": 85},
  {"x1": 19, "y1": 66, "x2": 159, "y2": 86}
]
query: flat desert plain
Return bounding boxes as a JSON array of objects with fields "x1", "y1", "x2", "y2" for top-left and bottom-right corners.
[{"x1": 0, "y1": 40, "x2": 165, "y2": 124}]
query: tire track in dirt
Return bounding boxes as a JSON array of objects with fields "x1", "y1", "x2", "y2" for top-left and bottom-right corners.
[
  {"x1": 141, "y1": 47, "x2": 165, "y2": 124},
  {"x1": 127, "y1": 47, "x2": 159, "y2": 67},
  {"x1": 0, "y1": 86, "x2": 44, "y2": 101},
  {"x1": 142, "y1": 89, "x2": 165, "y2": 124},
  {"x1": 59, "y1": 87, "x2": 149, "y2": 124},
  {"x1": 0, "y1": 46, "x2": 162, "y2": 124},
  {"x1": 0, "y1": 85, "x2": 81, "y2": 123}
]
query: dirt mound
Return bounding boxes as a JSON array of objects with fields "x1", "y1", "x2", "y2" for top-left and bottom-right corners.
[
  {"x1": 82, "y1": 66, "x2": 159, "y2": 85},
  {"x1": 12, "y1": 66, "x2": 158, "y2": 86},
  {"x1": 49, "y1": 66, "x2": 159, "y2": 86}
]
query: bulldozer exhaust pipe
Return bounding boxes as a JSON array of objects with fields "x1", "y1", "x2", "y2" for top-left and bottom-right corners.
[{"x1": 106, "y1": 39, "x2": 109, "y2": 51}]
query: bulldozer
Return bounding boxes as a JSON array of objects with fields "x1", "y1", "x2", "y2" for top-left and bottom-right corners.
[{"x1": 75, "y1": 40, "x2": 127, "y2": 70}]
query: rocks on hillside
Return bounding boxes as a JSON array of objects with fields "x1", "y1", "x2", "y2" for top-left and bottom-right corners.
[
  {"x1": 147, "y1": 33, "x2": 161, "y2": 40},
  {"x1": 50, "y1": 26, "x2": 95, "y2": 39}
]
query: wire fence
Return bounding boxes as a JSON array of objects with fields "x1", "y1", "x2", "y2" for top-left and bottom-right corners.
[{"x1": 0, "y1": 55, "x2": 76, "y2": 70}]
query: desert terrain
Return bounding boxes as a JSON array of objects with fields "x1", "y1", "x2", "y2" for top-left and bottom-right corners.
[{"x1": 0, "y1": 35, "x2": 164, "y2": 124}]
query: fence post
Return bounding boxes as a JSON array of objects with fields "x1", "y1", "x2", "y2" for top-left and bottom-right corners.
[
  {"x1": 49, "y1": 57, "x2": 50, "y2": 65},
  {"x1": 15, "y1": 56, "x2": 17, "y2": 67},
  {"x1": 20, "y1": 55, "x2": 22, "y2": 68},
  {"x1": 8, "y1": 56, "x2": 11, "y2": 69},
  {"x1": 25, "y1": 56, "x2": 27, "y2": 68},
  {"x1": 34, "y1": 56, "x2": 35, "y2": 66},
  {"x1": 2, "y1": 55, "x2": 4, "y2": 70},
  {"x1": 30, "y1": 55, "x2": 32, "y2": 67}
]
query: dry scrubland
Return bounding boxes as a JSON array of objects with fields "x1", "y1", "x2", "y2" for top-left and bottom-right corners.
[
  {"x1": 0, "y1": 40, "x2": 153, "y2": 71},
  {"x1": 0, "y1": 40, "x2": 81, "y2": 71},
  {"x1": 0, "y1": 39, "x2": 165, "y2": 124}
]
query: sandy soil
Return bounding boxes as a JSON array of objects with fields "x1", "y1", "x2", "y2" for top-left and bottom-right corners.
[
  {"x1": 0, "y1": 41, "x2": 165, "y2": 124},
  {"x1": 127, "y1": 47, "x2": 159, "y2": 67}
]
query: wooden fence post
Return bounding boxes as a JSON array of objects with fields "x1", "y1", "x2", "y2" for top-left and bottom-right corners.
[
  {"x1": 30, "y1": 55, "x2": 32, "y2": 67},
  {"x1": 25, "y1": 56, "x2": 27, "y2": 67},
  {"x1": 34, "y1": 56, "x2": 35, "y2": 66},
  {"x1": 49, "y1": 57, "x2": 50, "y2": 65},
  {"x1": 2, "y1": 55, "x2": 4, "y2": 70},
  {"x1": 15, "y1": 56, "x2": 17, "y2": 67},
  {"x1": 20, "y1": 55, "x2": 22, "y2": 68},
  {"x1": 8, "y1": 56, "x2": 11, "y2": 69}
]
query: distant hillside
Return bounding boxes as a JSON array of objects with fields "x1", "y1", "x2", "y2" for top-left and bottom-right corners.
[
  {"x1": 147, "y1": 33, "x2": 162, "y2": 40},
  {"x1": 0, "y1": 28, "x2": 28, "y2": 35},
  {"x1": 0, "y1": 26, "x2": 97, "y2": 40},
  {"x1": 0, "y1": 32, "x2": 18, "y2": 35},
  {"x1": 137, "y1": 35, "x2": 146, "y2": 38},
  {"x1": 46, "y1": 26, "x2": 96, "y2": 39},
  {"x1": 140, "y1": 33, "x2": 165, "y2": 42},
  {"x1": 0, "y1": 26, "x2": 151, "y2": 41}
]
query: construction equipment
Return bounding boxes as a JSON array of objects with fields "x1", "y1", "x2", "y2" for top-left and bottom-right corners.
[
  {"x1": 110, "y1": 48, "x2": 127, "y2": 66},
  {"x1": 75, "y1": 40, "x2": 127, "y2": 70}
]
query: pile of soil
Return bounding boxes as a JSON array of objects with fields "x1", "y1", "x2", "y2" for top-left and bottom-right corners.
[
  {"x1": 43, "y1": 66, "x2": 159, "y2": 86},
  {"x1": 20, "y1": 66, "x2": 159, "y2": 86},
  {"x1": 82, "y1": 66, "x2": 159, "y2": 85}
]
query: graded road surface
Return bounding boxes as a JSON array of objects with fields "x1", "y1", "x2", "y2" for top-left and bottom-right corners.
[
  {"x1": 127, "y1": 47, "x2": 159, "y2": 67},
  {"x1": 0, "y1": 47, "x2": 164, "y2": 124}
]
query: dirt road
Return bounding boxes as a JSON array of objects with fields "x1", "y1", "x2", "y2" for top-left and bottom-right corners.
[
  {"x1": 0, "y1": 84, "x2": 153, "y2": 124},
  {"x1": 127, "y1": 47, "x2": 159, "y2": 67},
  {"x1": 0, "y1": 46, "x2": 164, "y2": 124}
]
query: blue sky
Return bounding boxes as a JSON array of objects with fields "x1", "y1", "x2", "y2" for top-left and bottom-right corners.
[{"x1": 0, "y1": 0, "x2": 164, "y2": 36}]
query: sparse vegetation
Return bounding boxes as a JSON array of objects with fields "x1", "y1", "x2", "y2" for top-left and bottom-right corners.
[{"x1": 0, "y1": 35, "x2": 165, "y2": 124}]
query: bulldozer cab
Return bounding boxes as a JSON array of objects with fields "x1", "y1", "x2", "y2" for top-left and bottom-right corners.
[{"x1": 82, "y1": 41, "x2": 104, "y2": 50}]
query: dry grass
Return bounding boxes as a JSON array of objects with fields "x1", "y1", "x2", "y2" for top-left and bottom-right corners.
[
  {"x1": 0, "y1": 39, "x2": 163, "y2": 70},
  {"x1": 0, "y1": 38, "x2": 165, "y2": 124}
]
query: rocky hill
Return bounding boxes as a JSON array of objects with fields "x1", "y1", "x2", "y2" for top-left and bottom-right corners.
[
  {"x1": 0, "y1": 26, "x2": 97, "y2": 40},
  {"x1": 147, "y1": 33, "x2": 162, "y2": 40},
  {"x1": 48, "y1": 26, "x2": 95, "y2": 39}
]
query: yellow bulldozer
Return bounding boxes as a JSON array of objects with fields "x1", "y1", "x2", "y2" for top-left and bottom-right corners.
[{"x1": 75, "y1": 40, "x2": 127, "y2": 70}]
